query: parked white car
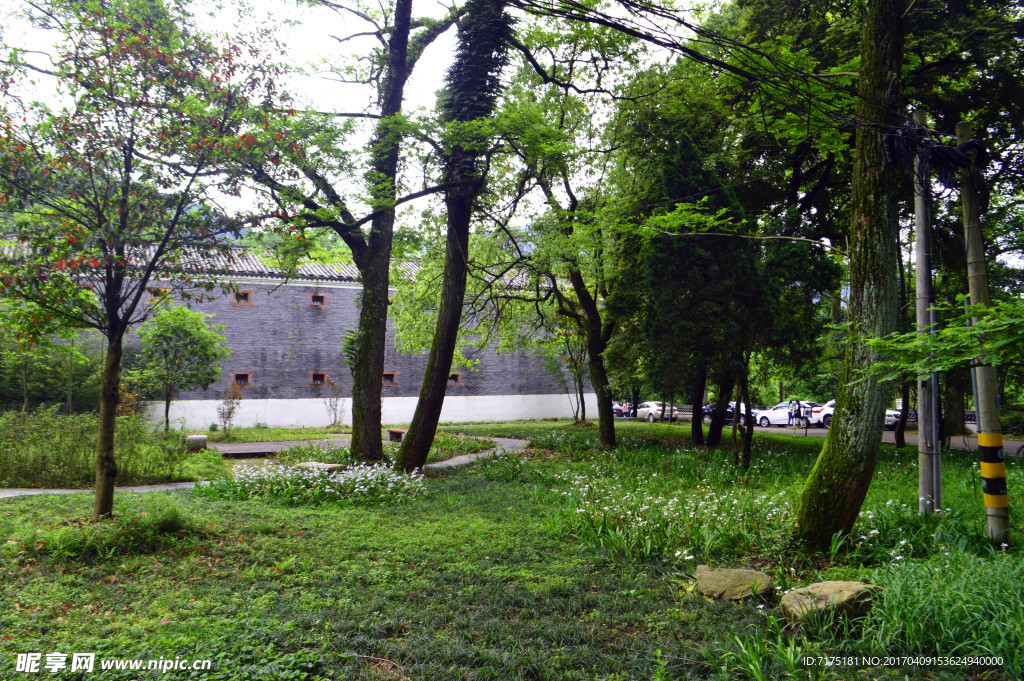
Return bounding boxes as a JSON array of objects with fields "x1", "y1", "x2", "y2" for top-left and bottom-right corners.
[
  {"x1": 808, "y1": 400, "x2": 835, "y2": 428},
  {"x1": 884, "y1": 409, "x2": 902, "y2": 430},
  {"x1": 753, "y1": 402, "x2": 793, "y2": 427},
  {"x1": 636, "y1": 402, "x2": 679, "y2": 422},
  {"x1": 753, "y1": 401, "x2": 821, "y2": 427},
  {"x1": 805, "y1": 401, "x2": 902, "y2": 429}
]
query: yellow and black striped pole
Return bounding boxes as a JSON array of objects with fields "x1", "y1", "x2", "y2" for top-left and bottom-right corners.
[
  {"x1": 958, "y1": 121, "x2": 1010, "y2": 544},
  {"x1": 978, "y1": 431, "x2": 1009, "y2": 541}
]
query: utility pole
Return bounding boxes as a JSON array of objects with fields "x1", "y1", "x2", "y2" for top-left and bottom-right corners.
[
  {"x1": 956, "y1": 121, "x2": 1010, "y2": 544},
  {"x1": 913, "y1": 110, "x2": 940, "y2": 513}
]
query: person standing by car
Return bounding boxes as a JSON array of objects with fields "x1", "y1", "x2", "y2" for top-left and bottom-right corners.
[{"x1": 788, "y1": 399, "x2": 796, "y2": 426}]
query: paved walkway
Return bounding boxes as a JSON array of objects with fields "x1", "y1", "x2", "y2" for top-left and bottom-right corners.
[
  {"x1": 0, "y1": 437, "x2": 528, "y2": 499},
  {"x1": 0, "y1": 481, "x2": 204, "y2": 500},
  {"x1": 424, "y1": 437, "x2": 527, "y2": 468},
  {"x1": 767, "y1": 425, "x2": 1024, "y2": 455}
]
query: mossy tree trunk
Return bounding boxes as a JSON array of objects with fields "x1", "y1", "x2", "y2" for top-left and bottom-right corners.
[
  {"x1": 794, "y1": 0, "x2": 905, "y2": 550},
  {"x1": 347, "y1": 0, "x2": 414, "y2": 463}
]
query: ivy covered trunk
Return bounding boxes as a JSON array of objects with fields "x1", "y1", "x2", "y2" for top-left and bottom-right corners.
[
  {"x1": 93, "y1": 334, "x2": 124, "y2": 519},
  {"x1": 395, "y1": 0, "x2": 513, "y2": 472},
  {"x1": 794, "y1": 0, "x2": 905, "y2": 550},
  {"x1": 348, "y1": 256, "x2": 392, "y2": 462},
  {"x1": 348, "y1": 0, "x2": 413, "y2": 462}
]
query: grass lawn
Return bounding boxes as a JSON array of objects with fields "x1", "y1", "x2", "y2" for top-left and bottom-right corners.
[
  {"x1": 2, "y1": 420, "x2": 1020, "y2": 680},
  {"x1": 204, "y1": 425, "x2": 351, "y2": 443}
]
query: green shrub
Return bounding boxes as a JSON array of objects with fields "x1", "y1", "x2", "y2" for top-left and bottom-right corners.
[
  {"x1": 857, "y1": 545, "x2": 1024, "y2": 676},
  {"x1": 0, "y1": 406, "x2": 203, "y2": 487},
  {"x1": 13, "y1": 497, "x2": 207, "y2": 561}
]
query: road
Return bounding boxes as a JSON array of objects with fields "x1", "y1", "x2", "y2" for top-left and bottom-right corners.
[{"x1": 754, "y1": 423, "x2": 1024, "y2": 455}]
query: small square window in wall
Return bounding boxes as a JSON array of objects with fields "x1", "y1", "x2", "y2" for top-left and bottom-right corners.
[
  {"x1": 309, "y1": 293, "x2": 327, "y2": 308},
  {"x1": 310, "y1": 372, "x2": 328, "y2": 386},
  {"x1": 447, "y1": 372, "x2": 462, "y2": 386},
  {"x1": 232, "y1": 290, "x2": 253, "y2": 305},
  {"x1": 148, "y1": 287, "x2": 171, "y2": 301},
  {"x1": 232, "y1": 372, "x2": 252, "y2": 387},
  {"x1": 382, "y1": 371, "x2": 398, "y2": 386}
]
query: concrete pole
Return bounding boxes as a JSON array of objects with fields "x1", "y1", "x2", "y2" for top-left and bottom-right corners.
[
  {"x1": 956, "y1": 121, "x2": 1010, "y2": 544},
  {"x1": 913, "y1": 110, "x2": 938, "y2": 514}
]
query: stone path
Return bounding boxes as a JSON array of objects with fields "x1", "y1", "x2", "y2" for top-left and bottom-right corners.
[
  {"x1": 424, "y1": 437, "x2": 527, "y2": 468},
  {"x1": 0, "y1": 436, "x2": 529, "y2": 499},
  {"x1": 0, "y1": 481, "x2": 205, "y2": 499}
]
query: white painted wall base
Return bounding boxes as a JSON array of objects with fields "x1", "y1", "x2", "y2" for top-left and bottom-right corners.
[{"x1": 146, "y1": 392, "x2": 598, "y2": 430}]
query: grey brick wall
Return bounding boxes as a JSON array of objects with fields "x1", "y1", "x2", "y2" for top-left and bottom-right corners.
[{"x1": 162, "y1": 280, "x2": 571, "y2": 400}]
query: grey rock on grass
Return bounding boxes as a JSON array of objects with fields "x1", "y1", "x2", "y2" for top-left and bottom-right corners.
[{"x1": 696, "y1": 565, "x2": 774, "y2": 600}]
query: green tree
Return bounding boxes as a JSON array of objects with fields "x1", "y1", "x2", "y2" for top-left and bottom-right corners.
[
  {"x1": 0, "y1": 0, "x2": 276, "y2": 518},
  {"x1": 237, "y1": 0, "x2": 460, "y2": 463},
  {"x1": 133, "y1": 307, "x2": 231, "y2": 432},
  {"x1": 395, "y1": 0, "x2": 515, "y2": 472},
  {"x1": 793, "y1": 0, "x2": 906, "y2": 550}
]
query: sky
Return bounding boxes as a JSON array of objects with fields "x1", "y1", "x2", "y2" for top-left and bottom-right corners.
[
  {"x1": 206, "y1": 0, "x2": 457, "y2": 116},
  {"x1": 0, "y1": 0, "x2": 461, "y2": 223}
]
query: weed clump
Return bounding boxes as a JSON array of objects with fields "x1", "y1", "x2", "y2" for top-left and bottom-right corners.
[{"x1": 0, "y1": 407, "x2": 198, "y2": 488}]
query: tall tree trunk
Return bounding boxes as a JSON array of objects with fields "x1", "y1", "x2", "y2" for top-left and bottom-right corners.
[
  {"x1": 894, "y1": 380, "x2": 910, "y2": 448},
  {"x1": 706, "y1": 372, "x2": 735, "y2": 447},
  {"x1": 348, "y1": 0, "x2": 414, "y2": 462},
  {"x1": 731, "y1": 383, "x2": 741, "y2": 464},
  {"x1": 691, "y1": 364, "x2": 707, "y2": 445},
  {"x1": 893, "y1": 224, "x2": 909, "y2": 448},
  {"x1": 577, "y1": 372, "x2": 586, "y2": 422},
  {"x1": 740, "y1": 368, "x2": 753, "y2": 470},
  {"x1": 164, "y1": 391, "x2": 172, "y2": 432},
  {"x1": 22, "y1": 356, "x2": 29, "y2": 413},
  {"x1": 395, "y1": 198, "x2": 472, "y2": 471},
  {"x1": 943, "y1": 368, "x2": 968, "y2": 440},
  {"x1": 794, "y1": 0, "x2": 905, "y2": 550},
  {"x1": 94, "y1": 334, "x2": 124, "y2": 518},
  {"x1": 348, "y1": 252, "x2": 393, "y2": 462},
  {"x1": 568, "y1": 266, "x2": 616, "y2": 448},
  {"x1": 395, "y1": 0, "x2": 512, "y2": 471}
]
